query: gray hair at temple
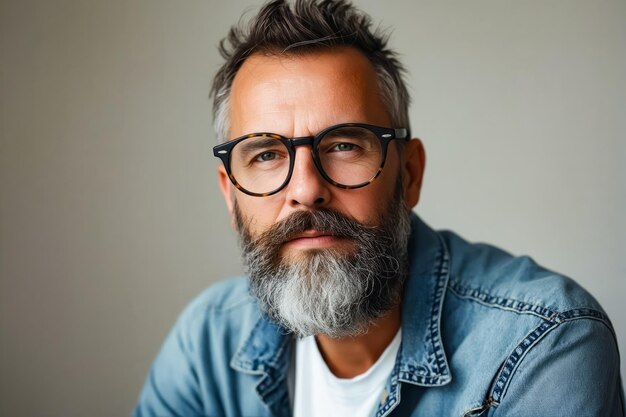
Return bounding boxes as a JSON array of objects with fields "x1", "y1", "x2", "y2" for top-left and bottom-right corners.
[{"x1": 210, "y1": 0, "x2": 411, "y2": 144}]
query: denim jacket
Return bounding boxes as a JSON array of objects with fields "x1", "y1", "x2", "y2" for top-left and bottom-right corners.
[{"x1": 135, "y1": 215, "x2": 625, "y2": 417}]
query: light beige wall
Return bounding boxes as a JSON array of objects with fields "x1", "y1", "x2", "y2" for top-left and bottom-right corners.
[{"x1": 1, "y1": 1, "x2": 624, "y2": 416}]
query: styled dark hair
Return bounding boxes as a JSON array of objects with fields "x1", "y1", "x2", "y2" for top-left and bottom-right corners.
[{"x1": 210, "y1": 0, "x2": 411, "y2": 143}]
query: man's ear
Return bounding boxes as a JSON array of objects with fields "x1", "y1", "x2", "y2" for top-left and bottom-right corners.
[
  {"x1": 402, "y1": 139, "x2": 426, "y2": 209},
  {"x1": 217, "y1": 164, "x2": 235, "y2": 219}
]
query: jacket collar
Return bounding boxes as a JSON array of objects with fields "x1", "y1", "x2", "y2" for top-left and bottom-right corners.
[
  {"x1": 396, "y1": 214, "x2": 452, "y2": 386},
  {"x1": 230, "y1": 317, "x2": 292, "y2": 417},
  {"x1": 231, "y1": 213, "x2": 452, "y2": 386}
]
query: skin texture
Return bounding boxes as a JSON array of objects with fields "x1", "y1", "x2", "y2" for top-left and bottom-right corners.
[{"x1": 218, "y1": 46, "x2": 426, "y2": 378}]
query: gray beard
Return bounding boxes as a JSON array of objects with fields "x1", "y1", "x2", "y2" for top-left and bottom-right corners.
[{"x1": 234, "y1": 182, "x2": 411, "y2": 339}]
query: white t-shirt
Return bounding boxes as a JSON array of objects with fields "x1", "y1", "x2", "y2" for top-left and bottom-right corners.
[{"x1": 292, "y1": 329, "x2": 402, "y2": 417}]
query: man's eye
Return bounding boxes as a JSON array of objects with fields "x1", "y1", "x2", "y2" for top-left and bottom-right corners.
[
  {"x1": 332, "y1": 142, "x2": 357, "y2": 152},
  {"x1": 255, "y1": 151, "x2": 277, "y2": 162}
]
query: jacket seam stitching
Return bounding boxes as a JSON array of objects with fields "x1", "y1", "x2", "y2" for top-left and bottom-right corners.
[
  {"x1": 429, "y1": 233, "x2": 452, "y2": 378},
  {"x1": 447, "y1": 278, "x2": 557, "y2": 320}
]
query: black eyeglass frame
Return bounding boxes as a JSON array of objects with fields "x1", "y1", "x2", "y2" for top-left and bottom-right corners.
[{"x1": 213, "y1": 122, "x2": 409, "y2": 197}]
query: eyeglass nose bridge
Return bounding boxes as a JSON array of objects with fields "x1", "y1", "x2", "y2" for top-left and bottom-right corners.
[
  {"x1": 289, "y1": 135, "x2": 316, "y2": 148},
  {"x1": 284, "y1": 135, "x2": 325, "y2": 183}
]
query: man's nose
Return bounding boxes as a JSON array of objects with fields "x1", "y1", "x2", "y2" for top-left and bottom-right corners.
[{"x1": 284, "y1": 146, "x2": 331, "y2": 208}]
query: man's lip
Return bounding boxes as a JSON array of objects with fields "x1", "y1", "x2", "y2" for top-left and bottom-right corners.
[
  {"x1": 287, "y1": 230, "x2": 335, "y2": 241},
  {"x1": 282, "y1": 230, "x2": 352, "y2": 248}
]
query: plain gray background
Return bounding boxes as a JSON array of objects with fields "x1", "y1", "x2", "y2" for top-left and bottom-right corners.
[{"x1": 1, "y1": 1, "x2": 624, "y2": 416}]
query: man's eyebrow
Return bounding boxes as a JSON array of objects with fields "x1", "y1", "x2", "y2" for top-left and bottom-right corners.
[
  {"x1": 324, "y1": 127, "x2": 373, "y2": 139},
  {"x1": 237, "y1": 137, "x2": 284, "y2": 155}
]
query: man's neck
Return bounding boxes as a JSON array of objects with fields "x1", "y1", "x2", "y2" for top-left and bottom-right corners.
[{"x1": 314, "y1": 305, "x2": 401, "y2": 378}]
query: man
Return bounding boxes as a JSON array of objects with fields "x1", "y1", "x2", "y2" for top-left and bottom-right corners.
[{"x1": 135, "y1": 0, "x2": 624, "y2": 416}]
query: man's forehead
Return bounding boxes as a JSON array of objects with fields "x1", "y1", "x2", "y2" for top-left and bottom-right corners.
[
  {"x1": 228, "y1": 47, "x2": 390, "y2": 138},
  {"x1": 234, "y1": 47, "x2": 376, "y2": 85}
]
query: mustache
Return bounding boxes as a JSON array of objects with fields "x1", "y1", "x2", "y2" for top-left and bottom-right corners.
[{"x1": 238, "y1": 208, "x2": 378, "y2": 250}]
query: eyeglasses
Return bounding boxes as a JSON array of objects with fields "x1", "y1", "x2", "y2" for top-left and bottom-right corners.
[{"x1": 213, "y1": 123, "x2": 409, "y2": 197}]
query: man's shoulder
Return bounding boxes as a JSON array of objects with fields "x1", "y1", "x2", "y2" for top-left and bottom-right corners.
[
  {"x1": 426, "y1": 229, "x2": 622, "y2": 415},
  {"x1": 438, "y1": 229, "x2": 605, "y2": 315},
  {"x1": 134, "y1": 277, "x2": 264, "y2": 417}
]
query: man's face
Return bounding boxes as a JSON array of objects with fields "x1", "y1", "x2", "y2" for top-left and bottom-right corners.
[
  {"x1": 218, "y1": 47, "x2": 425, "y2": 337},
  {"x1": 219, "y1": 47, "x2": 423, "y2": 244}
]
